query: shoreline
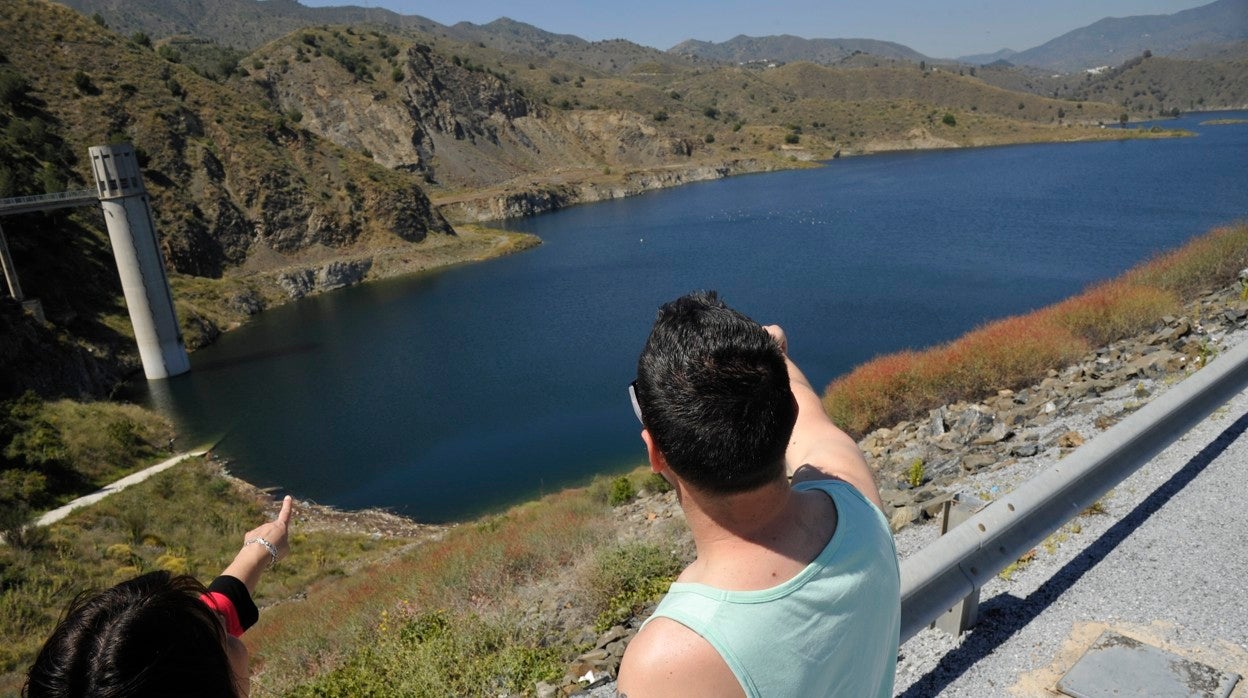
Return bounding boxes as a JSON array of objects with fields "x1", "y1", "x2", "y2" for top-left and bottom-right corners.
[
  {"x1": 168, "y1": 109, "x2": 1204, "y2": 352},
  {"x1": 170, "y1": 113, "x2": 1217, "y2": 353},
  {"x1": 432, "y1": 121, "x2": 1196, "y2": 225}
]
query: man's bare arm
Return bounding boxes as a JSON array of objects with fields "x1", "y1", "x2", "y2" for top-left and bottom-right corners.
[{"x1": 766, "y1": 325, "x2": 884, "y2": 511}]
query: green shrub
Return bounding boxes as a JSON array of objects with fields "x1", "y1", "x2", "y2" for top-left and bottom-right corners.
[
  {"x1": 784, "y1": 133, "x2": 800, "y2": 144},
  {"x1": 292, "y1": 610, "x2": 564, "y2": 697},
  {"x1": 0, "y1": 470, "x2": 46, "y2": 503},
  {"x1": 0, "y1": 70, "x2": 30, "y2": 106},
  {"x1": 104, "y1": 543, "x2": 134, "y2": 561},
  {"x1": 643, "y1": 472, "x2": 672, "y2": 494},
  {"x1": 156, "y1": 44, "x2": 181, "y2": 63},
  {"x1": 607, "y1": 475, "x2": 636, "y2": 506},
  {"x1": 942, "y1": 112, "x2": 957, "y2": 126},
  {"x1": 906, "y1": 459, "x2": 924, "y2": 487},
  {"x1": 72, "y1": 70, "x2": 92, "y2": 93},
  {"x1": 586, "y1": 544, "x2": 681, "y2": 631},
  {"x1": 0, "y1": 502, "x2": 45, "y2": 550}
]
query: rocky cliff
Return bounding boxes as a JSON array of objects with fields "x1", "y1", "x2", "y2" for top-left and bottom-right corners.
[
  {"x1": 245, "y1": 28, "x2": 705, "y2": 195},
  {"x1": 2, "y1": 1, "x2": 455, "y2": 283}
]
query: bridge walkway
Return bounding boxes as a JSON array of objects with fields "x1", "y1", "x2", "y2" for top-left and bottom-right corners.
[{"x1": 0, "y1": 189, "x2": 98, "y2": 217}]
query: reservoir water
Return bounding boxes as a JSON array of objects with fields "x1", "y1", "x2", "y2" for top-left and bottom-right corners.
[{"x1": 131, "y1": 113, "x2": 1248, "y2": 522}]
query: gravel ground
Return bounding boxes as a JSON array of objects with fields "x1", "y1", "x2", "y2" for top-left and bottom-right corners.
[{"x1": 894, "y1": 374, "x2": 1248, "y2": 695}]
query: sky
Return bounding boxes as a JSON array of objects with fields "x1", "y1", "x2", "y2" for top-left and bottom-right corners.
[{"x1": 298, "y1": 0, "x2": 1216, "y2": 58}]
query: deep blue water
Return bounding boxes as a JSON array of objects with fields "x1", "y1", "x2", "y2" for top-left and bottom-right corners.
[{"x1": 132, "y1": 112, "x2": 1248, "y2": 522}]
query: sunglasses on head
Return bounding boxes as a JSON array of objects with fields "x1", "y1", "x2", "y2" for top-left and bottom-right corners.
[{"x1": 628, "y1": 380, "x2": 642, "y2": 423}]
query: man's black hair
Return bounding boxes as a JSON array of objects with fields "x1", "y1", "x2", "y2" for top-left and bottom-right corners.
[{"x1": 635, "y1": 291, "x2": 796, "y2": 494}]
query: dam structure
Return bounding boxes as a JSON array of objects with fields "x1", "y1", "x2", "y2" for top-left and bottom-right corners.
[{"x1": 0, "y1": 143, "x2": 190, "y2": 380}]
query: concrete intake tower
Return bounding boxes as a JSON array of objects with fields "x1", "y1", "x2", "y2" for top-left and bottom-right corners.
[{"x1": 88, "y1": 144, "x2": 190, "y2": 379}]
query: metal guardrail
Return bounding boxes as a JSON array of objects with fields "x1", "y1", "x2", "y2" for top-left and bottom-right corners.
[
  {"x1": 898, "y1": 336, "x2": 1248, "y2": 642},
  {"x1": 0, "y1": 189, "x2": 98, "y2": 216}
]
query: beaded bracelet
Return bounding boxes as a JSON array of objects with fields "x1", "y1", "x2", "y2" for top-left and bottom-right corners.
[{"x1": 245, "y1": 537, "x2": 279, "y2": 569}]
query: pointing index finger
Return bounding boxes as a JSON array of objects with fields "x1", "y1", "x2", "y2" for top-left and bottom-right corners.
[{"x1": 276, "y1": 495, "x2": 293, "y2": 525}]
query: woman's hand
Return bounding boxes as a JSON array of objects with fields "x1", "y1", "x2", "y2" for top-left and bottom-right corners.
[
  {"x1": 243, "y1": 495, "x2": 293, "y2": 564},
  {"x1": 223, "y1": 495, "x2": 294, "y2": 594}
]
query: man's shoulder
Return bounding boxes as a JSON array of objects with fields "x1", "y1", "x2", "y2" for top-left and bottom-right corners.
[{"x1": 618, "y1": 617, "x2": 743, "y2": 698}]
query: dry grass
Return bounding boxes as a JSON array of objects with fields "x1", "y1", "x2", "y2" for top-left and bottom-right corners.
[
  {"x1": 1126, "y1": 223, "x2": 1248, "y2": 298},
  {"x1": 245, "y1": 488, "x2": 612, "y2": 696},
  {"x1": 0, "y1": 459, "x2": 400, "y2": 693},
  {"x1": 1050, "y1": 281, "x2": 1179, "y2": 347},
  {"x1": 825, "y1": 222, "x2": 1248, "y2": 437}
]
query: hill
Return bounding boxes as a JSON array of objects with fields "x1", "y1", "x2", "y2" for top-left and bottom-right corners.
[
  {"x1": 1008, "y1": 0, "x2": 1248, "y2": 72},
  {"x1": 441, "y1": 17, "x2": 692, "y2": 74},
  {"x1": 56, "y1": 0, "x2": 693, "y2": 75},
  {"x1": 1063, "y1": 54, "x2": 1248, "y2": 116},
  {"x1": 669, "y1": 34, "x2": 930, "y2": 65},
  {"x1": 239, "y1": 20, "x2": 1154, "y2": 224},
  {"x1": 53, "y1": 0, "x2": 440, "y2": 50}
]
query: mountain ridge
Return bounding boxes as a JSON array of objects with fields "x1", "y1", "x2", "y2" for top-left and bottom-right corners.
[
  {"x1": 669, "y1": 34, "x2": 930, "y2": 65},
  {"x1": 1006, "y1": 0, "x2": 1248, "y2": 71}
]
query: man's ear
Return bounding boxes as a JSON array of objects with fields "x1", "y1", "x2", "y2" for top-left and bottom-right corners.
[{"x1": 641, "y1": 428, "x2": 668, "y2": 474}]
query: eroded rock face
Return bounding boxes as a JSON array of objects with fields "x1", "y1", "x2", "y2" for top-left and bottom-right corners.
[
  {"x1": 439, "y1": 163, "x2": 762, "y2": 223},
  {"x1": 257, "y1": 37, "x2": 742, "y2": 199},
  {"x1": 277, "y1": 259, "x2": 374, "y2": 300}
]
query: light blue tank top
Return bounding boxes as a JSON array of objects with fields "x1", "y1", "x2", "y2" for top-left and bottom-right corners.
[{"x1": 642, "y1": 480, "x2": 901, "y2": 697}]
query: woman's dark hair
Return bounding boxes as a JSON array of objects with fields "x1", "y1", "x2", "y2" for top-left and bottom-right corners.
[
  {"x1": 24, "y1": 571, "x2": 239, "y2": 698},
  {"x1": 636, "y1": 291, "x2": 796, "y2": 494}
]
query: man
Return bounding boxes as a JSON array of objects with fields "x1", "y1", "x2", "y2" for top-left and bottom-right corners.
[{"x1": 618, "y1": 291, "x2": 900, "y2": 697}]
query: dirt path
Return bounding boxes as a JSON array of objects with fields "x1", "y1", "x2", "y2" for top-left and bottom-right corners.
[{"x1": 34, "y1": 450, "x2": 207, "y2": 527}]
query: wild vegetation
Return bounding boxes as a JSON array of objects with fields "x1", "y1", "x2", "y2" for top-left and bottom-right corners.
[
  {"x1": 824, "y1": 221, "x2": 1248, "y2": 437},
  {"x1": 243, "y1": 466, "x2": 678, "y2": 696},
  {"x1": 0, "y1": 458, "x2": 406, "y2": 693},
  {"x1": 0, "y1": 442, "x2": 681, "y2": 696},
  {"x1": 0, "y1": 395, "x2": 173, "y2": 517}
]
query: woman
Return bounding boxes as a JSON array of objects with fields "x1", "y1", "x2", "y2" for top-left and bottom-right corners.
[{"x1": 24, "y1": 495, "x2": 294, "y2": 697}]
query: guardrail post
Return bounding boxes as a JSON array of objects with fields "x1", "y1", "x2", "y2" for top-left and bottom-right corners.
[{"x1": 933, "y1": 498, "x2": 980, "y2": 636}]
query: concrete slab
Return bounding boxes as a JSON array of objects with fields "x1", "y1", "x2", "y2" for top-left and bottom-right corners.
[{"x1": 1057, "y1": 631, "x2": 1240, "y2": 698}]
